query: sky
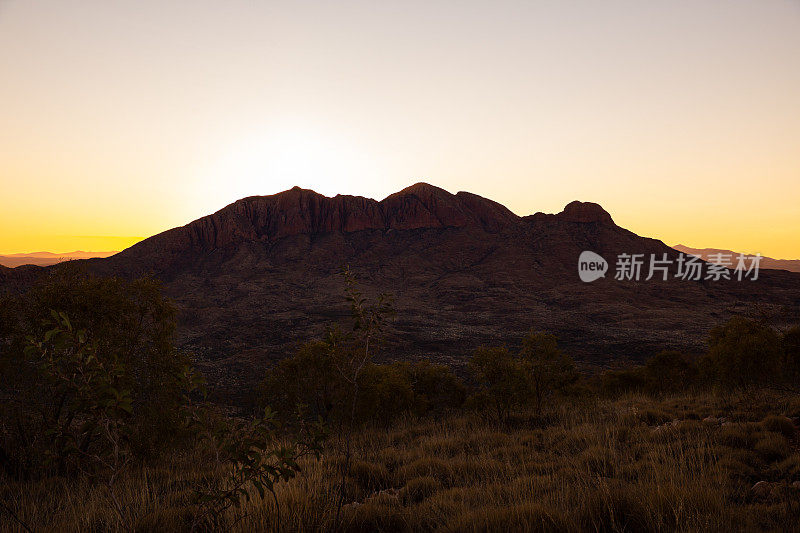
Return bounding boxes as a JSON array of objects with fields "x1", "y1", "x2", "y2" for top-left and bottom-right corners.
[{"x1": 1, "y1": 0, "x2": 798, "y2": 258}]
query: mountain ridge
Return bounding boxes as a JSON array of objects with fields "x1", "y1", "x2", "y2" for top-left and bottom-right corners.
[
  {"x1": 3, "y1": 183, "x2": 798, "y2": 394},
  {"x1": 104, "y1": 184, "x2": 618, "y2": 277},
  {"x1": 118, "y1": 183, "x2": 601, "y2": 254}
]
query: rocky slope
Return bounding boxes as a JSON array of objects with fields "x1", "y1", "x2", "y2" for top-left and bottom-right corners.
[{"x1": 7, "y1": 184, "x2": 800, "y2": 391}]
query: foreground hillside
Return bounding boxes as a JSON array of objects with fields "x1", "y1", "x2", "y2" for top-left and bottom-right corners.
[{"x1": 3, "y1": 393, "x2": 799, "y2": 532}]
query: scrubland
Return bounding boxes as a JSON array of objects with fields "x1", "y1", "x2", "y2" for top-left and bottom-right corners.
[
  {"x1": 3, "y1": 272, "x2": 800, "y2": 531},
  {"x1": 3, "y1": 392, "x2": 799, "y2": 532}
]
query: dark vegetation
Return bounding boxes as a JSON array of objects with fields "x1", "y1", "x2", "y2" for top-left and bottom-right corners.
[{"x1": 1, "y1": 269, "x2": 800, "y2": 531}]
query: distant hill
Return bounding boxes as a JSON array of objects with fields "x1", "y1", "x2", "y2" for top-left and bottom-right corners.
[
  {"x1": 673, "y1": 245, "x2": 800, "y2": 273},
  {"x1": 0, "y1": 251, "x2": 118, "y2": 268}
]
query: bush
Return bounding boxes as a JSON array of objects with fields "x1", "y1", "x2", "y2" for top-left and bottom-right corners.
[
  {"x1": 0, "y1": 270, "x2": 195, "y2": 477},
  {"x1": 600, "y1": 366, "x2": 647, "y2": 396},
  {"x1": 579, "y1": 446, "x2": 616, "y2": 477},
  {"x1": 357, "y1": 364, "x2": 416, "y2": 425},
  {"x1": 261, "y1": 340, "x2": 344, "y2": 423},
  {"x1": 700, "y1": 317, "x2": 782, "y2": 390},
  {"x1": 761, "y1": 415, "x2": 796, "y2": 438},
  {"x1": 191, "y1": 406, "x2": 324, "y2": 530},
  {"x1": 773, "y1": 455, "x2": 800, "y2": 478},
  {"x1": 580, "y1": 483, "x2": 653, "y2": 532},
  {"x1": 717, "y1": 424, "x2": 758, "y2": 449},
  {"x1": 397, "y1": 457, "x2": 455, "y2": 486},
  {"x1": 348, "y1": 460, "x2": 391, "y2": 492},
  {"x1": 643, "y1": 350, "x2": 698, "y2": 393},
  {"x1": 754, "y1": 433, "x2": 790, "y2": 462},
  {"x1": 11, "y1": 312, "x2": 135, "y2": 478},
  {"x1": 402, "y1": 360, "x2": 466, "y2": 415},
  {"x1": 599, "y1": 351, "x2": 698, "y2": 398},
  {"x1": 400, "y1": 476, "x2": 441, "y2": 504},
  {"x1": 343, "y1": 495, "x2": 406, "y2": 533},
  {"x1": 519, "y1": 331, "x2": 577, "y2": 413},
  {"x1": 467, "y1": 347, "x2": 529, "y2": 422},
  {"x1": 261, "y1": 351, "x2": 465, "y2": 426}
]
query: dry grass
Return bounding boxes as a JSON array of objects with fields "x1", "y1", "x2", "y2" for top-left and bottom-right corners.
[{"x1": 2, "y1": 392, "x2": 800, "y2": 532}]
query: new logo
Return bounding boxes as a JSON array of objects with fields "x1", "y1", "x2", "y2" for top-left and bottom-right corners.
[{"x1": 578, "y1": 251, "x2": 608, "y2": 282}]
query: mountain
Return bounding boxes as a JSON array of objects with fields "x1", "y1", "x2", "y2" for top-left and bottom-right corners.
[
  {"x1": 5, "y1": 184, "x2": 800, "y2": 392},
  {"x1": 673, "y1": 245, "x2": 800, "y2": 274},
  {"x1": 0, "y1": 251, "x2": 118, "y2": 268}
]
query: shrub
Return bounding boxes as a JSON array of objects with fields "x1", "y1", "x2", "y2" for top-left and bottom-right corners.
[
  {"x1": 348, "y1": 460, "x2": 391, "y2": 492},
  {"x1": 467, "y1": 346, "x2": 528, "y2": 422},
  {"x1": 580, "y1": 483, "x2": 653, "y2": 532},
  {"x1": 773, "y1": 455, "x2": 800, "y2": 478},
  {"x1": 261, "y1": 340, "x2": 344, "y2": 423},
  {"x1": 754, "y1": 433, "x2": 790, "y2": 462},
  {"x1": 397, "y1": 457, "x2": 454, "y2": 486},
  {"x1": 761, "y1": 415, "x2": 796, "y2": 438},
  {"x1": 357, "y1": 364, "x2": 416, "y2": 425},
  {"x1": 402, "y1": 360, "x2": 466, "y2": 414},
  {"x1": 716, "y1": 451, "x2": 758, "y2": 480},
  {"x1": 717, "y1": 424, "x2": 758, "y2": 449},
  {"x1": 700, "y1": 317, "x2": 782, "y2": 390},
  {"x1": 0, "y1": 271, "x2": 195, "y2": 476},
  {"x1": 600, "y1": 366, "x2": 647, "y2": 396},
  {"x1": 579, "y1": 445, "x2": 616, "y2": 477},
  {"x1": 599, "y1": 351, "x2": 698, "y2": 398},
  {"x1": 643, "y1": 350, "x2": 698, "y2": 393},
  {"x1": 400, "y1": 476, "x2": 441, "y2": 504},
  {"x1": 343, "y1": 495, "x2": 406, "y2": 532},
  {"x1": 518, "y1": 331, "x2": 577, "y2": 413},
  {"x1": 262, "y1": 353, "x2": 464, "y2": 426},
  {"x1": 14, "y1": 312, "x2": 135, "y2": 477},
  {"x1": 191, "y1": 406, "x2": 324, "y2": 530}
]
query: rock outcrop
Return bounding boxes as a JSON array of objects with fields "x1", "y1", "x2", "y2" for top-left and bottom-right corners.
[
  {"x1": 143, "y1": 183, "x2": 519, "y2": 252},
  {"x1": 557, "y1": 201, "x2": 615, "y2": 225}
]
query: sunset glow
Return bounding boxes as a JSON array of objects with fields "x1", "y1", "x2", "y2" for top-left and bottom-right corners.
[{"x1": 1, "y1": 1, "x2": 798, "y2": 257}]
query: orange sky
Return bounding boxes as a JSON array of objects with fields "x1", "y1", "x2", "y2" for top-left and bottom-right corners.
[{"x1": 1, "y1": 1, "x2": 798, "y2": 258}]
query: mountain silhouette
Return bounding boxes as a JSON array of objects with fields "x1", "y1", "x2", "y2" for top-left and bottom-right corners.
[
  {"x1": 0, "y1": 251, "x2": 118, "y2": 268},
  {"x1": 4, "y1": 184, "x2": 799, "y2": 392}
]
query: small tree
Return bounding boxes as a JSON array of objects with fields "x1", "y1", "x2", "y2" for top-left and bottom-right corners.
[
  {"x1": 15, "y1": 312, "x2": 137, "y2": 526},
  {"x1": 518, "y1": 331, "x2": 577, "y2": 414},
  {"x1": 191, "y1": 406, "x2": 324, "y2": 531},
  {"x1": 332, "y1": 266, "x2": 394, "y2": 524},
  {"x1": 467, "y1": 347, "x2": 528, "y2": 423},
  {"x1": 23, "y1": 311, "x2": 133, "y2": 472},
  {"x1": 0, "y1": 269, "x2": 191, "y2": 463},
  {"x1": 701, "y1": 316, "x2": 781, "y2": 390}
]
